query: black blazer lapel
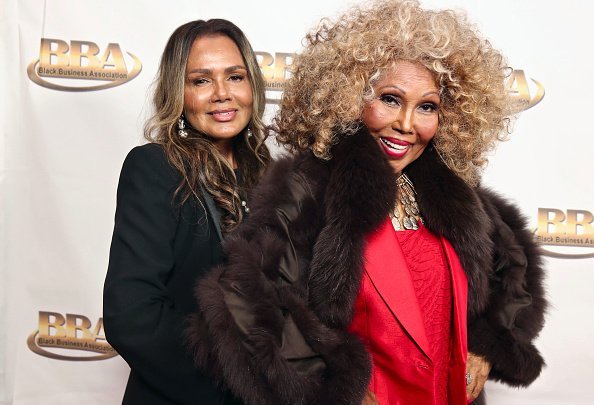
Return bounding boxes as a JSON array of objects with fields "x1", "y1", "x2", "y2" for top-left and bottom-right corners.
[{"x1": 200, "y1": 186, "x2": 223, "y2": 242}]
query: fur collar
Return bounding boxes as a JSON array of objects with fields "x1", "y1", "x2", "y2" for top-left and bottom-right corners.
[
  {"x1": 407, "y1": 146, "x2": 492, "y2": 318},
  {"x1": 307, "y1": 128, "x2": 491, "y2": 325}
]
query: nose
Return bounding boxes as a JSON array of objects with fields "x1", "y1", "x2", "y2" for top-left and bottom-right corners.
[
  {"x1": 392, "y1": 108, "x2": 414, "y2": 134},
  {"x1": 211, "y1": 80, "x2": 231, "y2": 103}
]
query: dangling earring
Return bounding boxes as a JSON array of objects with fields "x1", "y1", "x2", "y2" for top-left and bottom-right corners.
[
  {"x1": 246, "y1": 127, "x2": 253, "y2": 138},
  {"x1": 177, "y1": 116, "x2": 188, "y2": 138}
]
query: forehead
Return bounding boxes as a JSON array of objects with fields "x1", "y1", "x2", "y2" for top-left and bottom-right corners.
[
  {"x1": 187, "y1": 35, "x2": 244, "y2": 67},
  {"x1": 375, "y1": 61, "x2": 438, "y2": 89}
]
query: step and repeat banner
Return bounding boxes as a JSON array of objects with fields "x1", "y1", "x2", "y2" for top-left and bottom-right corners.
[{"x1": 1, "y1": 0, "x2": 593, "y2": 404}]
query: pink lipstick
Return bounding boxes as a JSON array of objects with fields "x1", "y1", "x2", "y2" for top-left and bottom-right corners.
[
  {"x1": 209, "y1": 109, "x2": 237, "y2": 122},
  {"x1": 379, "y1": 136, "x2": 410, "y2": 158}
]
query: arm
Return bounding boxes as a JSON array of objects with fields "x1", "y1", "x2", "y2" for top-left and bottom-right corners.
[
  {"x1": 468, "y1": 188, "x2": 547, "y2": 387},
  {"x1": 187, "y1": 156, "x2": 371, "y2": 405},
  {"x1": 103, "y1": 145, "x2": 215, "y2": 403}
]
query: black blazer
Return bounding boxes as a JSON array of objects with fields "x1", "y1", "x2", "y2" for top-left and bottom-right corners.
[{"x1": 104, "y1": 144, "x2": 241, "y2": 405}]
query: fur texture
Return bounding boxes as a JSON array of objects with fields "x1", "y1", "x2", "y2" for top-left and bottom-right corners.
[{"x1": 187, "y1": 127, "x2": 547, "y2": 404}]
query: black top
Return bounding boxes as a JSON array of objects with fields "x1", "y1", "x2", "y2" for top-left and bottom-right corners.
[{"x1": 104, "y1": 143, "x2": 241, "y2": 405}]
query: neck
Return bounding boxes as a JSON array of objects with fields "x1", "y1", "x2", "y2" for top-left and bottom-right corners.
[{"x1": 214, "y1": 140, "x2": 236, "y2": 169}]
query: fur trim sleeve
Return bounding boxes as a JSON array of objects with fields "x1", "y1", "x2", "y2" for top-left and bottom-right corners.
[
  {"x1": 186, "y1": 154, "x2": 371, "y2": 405},
  {"x1": 468, "y1": 188, "x2": 548, "y2": 387}
]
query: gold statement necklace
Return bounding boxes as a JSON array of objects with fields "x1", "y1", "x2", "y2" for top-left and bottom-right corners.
[{"x1": 390, "y1": 173, "x2": 424, "y2": 231}]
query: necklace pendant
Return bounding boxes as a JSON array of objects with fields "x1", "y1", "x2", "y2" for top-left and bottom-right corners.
[
  {"x1": 391, "y1": 216, "x2": 401, "y2": 231},
  {"x1": 394, "y1": 173, "x2": 423, "y2": 231},
  {"x1": 403, "y1": 216, "x2": 413, "y2": 230}
]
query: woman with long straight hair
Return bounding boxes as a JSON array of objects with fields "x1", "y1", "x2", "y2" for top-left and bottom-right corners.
[{"x1": 103, "y1": 19, "x2": 269, "y2": 405}]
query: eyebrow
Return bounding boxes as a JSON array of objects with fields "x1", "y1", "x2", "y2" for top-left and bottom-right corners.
[
  {"x1": 385, "y1": 85, "x2": 406, "y2": 93},
  {"x1": 187, "y1": 65, "x2": 247, "y2": 75},
  {"x1": 382, "y1": 85, "x2": 439, "y2": 98},
  {"x1": 423, "y1": 90, "x2": 440, "y2": 97}
]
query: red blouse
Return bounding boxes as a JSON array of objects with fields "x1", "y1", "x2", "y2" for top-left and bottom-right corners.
[{"x1": 349, "y1": 219, "x2": 466, "y2": 405}]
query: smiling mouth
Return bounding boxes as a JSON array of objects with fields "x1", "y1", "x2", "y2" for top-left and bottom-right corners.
[
  {"x1": 380, "y1": 137, "x2": 408, "y2": 151},
  {"x1": 209, "y1": 109, "x2": 237, "y2": 121},
  {"x1": 210, "y1": 110, "x2": 235, "y2": 116},
  {"x1": 378, "y1": 137, "x2": 411, "y2": 158}
]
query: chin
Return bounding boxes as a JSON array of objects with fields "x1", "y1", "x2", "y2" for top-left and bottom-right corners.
[
  {"x1": 389, "y1": 164, "x2": 404, "y2": 174},
  {"x1": 210, "y1": 129, "x2": 243, "y2": 140}
]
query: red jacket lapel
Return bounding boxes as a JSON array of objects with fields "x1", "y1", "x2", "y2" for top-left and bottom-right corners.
[
  {"x1": 441, "y1": 237, "x2": 469, "y2": 404},
  {"x1": 364, "y1": 219, "x2": 432, "y2": 360}
]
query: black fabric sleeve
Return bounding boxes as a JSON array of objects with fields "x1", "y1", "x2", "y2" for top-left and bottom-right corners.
[
  {"x1": 468, "y1": 188, "x2": 548, "y2": 387},
  {"x1": 103, "y1": 145, "x2": 216, "y2": 404}
]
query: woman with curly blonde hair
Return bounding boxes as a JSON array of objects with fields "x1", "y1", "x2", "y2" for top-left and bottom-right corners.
[{"x1": 188, "y1": 1, "x2": 547, "y2": 404}]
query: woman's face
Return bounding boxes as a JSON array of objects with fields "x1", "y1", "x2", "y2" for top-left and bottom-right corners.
[
  {"x1": 362, "y1": 61, "x2": 440, "y2": 175},
  {"x1": 184, "y1": 35, "x2": 253, "y2": 152}
]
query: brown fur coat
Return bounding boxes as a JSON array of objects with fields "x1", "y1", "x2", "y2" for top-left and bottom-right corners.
[{"x1": 187, "y1": 127, "x2": 547, "y2": 405}]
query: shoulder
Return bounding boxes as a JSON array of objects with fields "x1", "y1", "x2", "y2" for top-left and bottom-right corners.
[
  {"x1": 123, "y1": 143, "x2": 169, "y2": 169},
  {"x1": 475, "y1": 187, "x2": 542, "y2": 270},
  {"x1": 256, "y1": 151, "x2": 329, "y2": 200},
  {"x1": 476, "y1": 187, "x2": 528, "y2": 230},
  {"x1": 120, "y1": 143, "x2": 179, "y2": 186}
]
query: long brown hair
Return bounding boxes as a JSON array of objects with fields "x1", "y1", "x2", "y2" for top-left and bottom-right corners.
[{"x1": 144, "y1": 19, "x2": 270, "y2": 232}]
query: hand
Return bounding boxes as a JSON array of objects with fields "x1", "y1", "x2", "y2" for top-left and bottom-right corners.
[
  {"x1": 466, "y1": 352, "x2": 492, "y2": 402},
  {"x1": 362, "y1": 389, "x2": 379, "y2": 405}
]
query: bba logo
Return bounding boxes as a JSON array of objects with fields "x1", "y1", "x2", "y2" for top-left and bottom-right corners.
[
  {"x1": 253, "y1": 60, "x2": 542, "y2": 109},
  {"x1": 536, "y1": 208, "x2": 594, "y2": 259},
  {"x1": 27, "y1": 311, "x2": 117, "y2": 361},
  {"x1": 506, "y1": 69, "x2": 545, "y2": 112},
  {"x1": 256, "y1": 52, "x2": 294, "y2": 105},
  {"x1": 27, "y1": 38, "x2": 142, "y2": 91}
]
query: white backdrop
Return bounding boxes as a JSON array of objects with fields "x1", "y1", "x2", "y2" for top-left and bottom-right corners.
[{"x1": 2, "y1": 0, "x2": 593, "y2": 404}]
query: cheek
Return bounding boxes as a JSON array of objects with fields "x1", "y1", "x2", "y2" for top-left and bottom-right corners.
[
  {"x1": 418, "y1": 118, "x2": 438, "y2": 143},
  {"x1": 361, "y1": 104, "x2": 385, "y2": 132},
  {"x1": 239, "y1": 86, "x2": 254, "y2": 109},
  {"x1": 183, "y1": 93, "x2": 191, "y2": 112},
  {"x1": 183, "y1": 88, "x2": 206, "y2": 114}
]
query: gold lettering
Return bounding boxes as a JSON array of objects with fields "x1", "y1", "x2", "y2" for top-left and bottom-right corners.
[
  {"x1": 538, "y1": 208, "x2": 565, "y2": 234},
  {"x1": 66, "y1": 313, "x2": 93, "y2": 340},
  {"x1": 99, "y1": 43, "x2": 128, "y2": 74},
  {"x1": 256, "y1": 52, "x2": 274, "y2": 81},
  {"x1": 273, "y1": 52, "x2": 293, "y2": 81},
  {"x1": 505, "y1": 69, "x2": 545, "y2": 111},
  {"x1": 92, "y1": 318, "x2": 107, "y2": 342},
  {"x1": 566, "y1": 210, "x2": 594, "y2": 236},
  {"x1": 69, "y1": 40, "x2": 101, "y2": 68},
  {"x1": 38, "y1": 311, "x2": 66, "y2": 338},
  {"x1": 506, "y1": 70, "x2": 530, "y2": 105},
  {"x1": 39, "y1": 38, "x2": 69, "y2": 67}
]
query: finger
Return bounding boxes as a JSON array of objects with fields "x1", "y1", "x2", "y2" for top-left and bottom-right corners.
[
  {"x1": 474, "y1": 373, "x2": 488, "y2": 395},
  {"x1": 467, "y1": 383, "x2": 478, "y2": 402},
  {"x1": 466, "y1": 371, "x2": 487, "y2": 401},
  {"x1": 468, "y1": 372, "x2": 489, "y2": 402},
  {"x1": 466, "y1": 373, "x2": 478, "y2": 401}
]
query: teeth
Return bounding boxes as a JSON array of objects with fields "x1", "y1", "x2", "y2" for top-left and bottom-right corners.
[{"x1": 381, "y1": 138, "x2": 408, "y2": 150}]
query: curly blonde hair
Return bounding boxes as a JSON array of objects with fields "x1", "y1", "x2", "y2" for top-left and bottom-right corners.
[{"x1": 273, "y1": 0, "x2": 512, "y2": 185}]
